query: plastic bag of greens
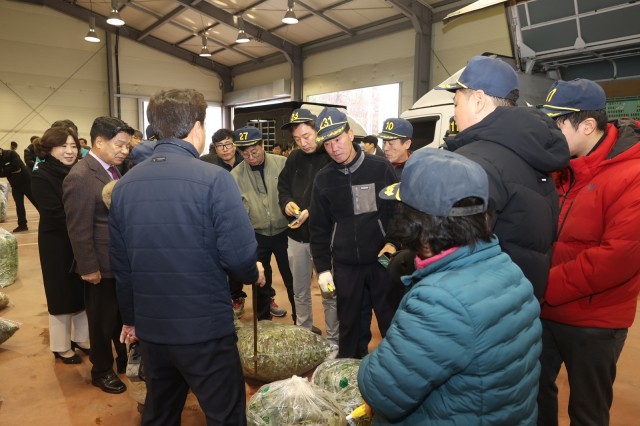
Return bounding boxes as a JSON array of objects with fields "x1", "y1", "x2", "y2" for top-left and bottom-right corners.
[
  {"x1": 0, "y1": 317, "x2": 20, "y2": 344},
  {"x1": 0, "y1": 228, "x2": 18, "y2": 288},
  {"x1": 312, "y1": 359, "x2": 371, "y2": 425},
  {"x1": 247, "y1": 375, "x2": 346, "y2": 426},
  {"x1": 237, "y1": 321, "x2": 331, "y2": 382}
]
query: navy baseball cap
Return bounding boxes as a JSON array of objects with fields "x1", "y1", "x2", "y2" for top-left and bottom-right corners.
[
  {"x1": 375, "y1": 118, "x2": 413, "y2": 140},
  {"x1": 379, "y1": 148, "x2": 488, "y2": 217},
  {"x1": 539, "y1": 79, "x2": 606, "y2": 118},
  {"x1": 435, "y1": 56, "x2": 519, "y2": 101},
  {"x1": 315, "y1": 107, "x2": 349, "y2": 144},
  {"x1": 281, "y1": 108, "x2": 317, "y2": 129},
  {"x1": 233, "y1": 126, "x2": 262, "y2": 147}
]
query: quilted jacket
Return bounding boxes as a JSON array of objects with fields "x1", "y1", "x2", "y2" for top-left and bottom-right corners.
[
  {"x1": 358, "y1": 238, "x2": 542, "y2": 425},
  {"x1": 542, "y1": 118, "x2": 640, "y2": 328}
]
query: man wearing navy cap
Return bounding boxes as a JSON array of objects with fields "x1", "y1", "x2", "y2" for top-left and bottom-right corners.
[
  {"x1": 435, "y1": 55, "x2": 570, "y2": 300},
  {"x1": 537, "y1": 79, "x2": 640, "y2": 426},
  {"x1": 278, "y1": 109, "x2": 337, "y2": 342},
  {"x1": 375, "y1": 117, "x2": 413, "y2": 179},
  {"x1": 309, "y1": 107, "x2": 401, "y2": 359},
  {"x1": 231, "y1": 126, "x2": 295, "y2": 321}
]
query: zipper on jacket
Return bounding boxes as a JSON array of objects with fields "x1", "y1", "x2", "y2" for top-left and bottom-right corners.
[{"x1": 557, "y1": 168, "x2": 576, "y2": 238}]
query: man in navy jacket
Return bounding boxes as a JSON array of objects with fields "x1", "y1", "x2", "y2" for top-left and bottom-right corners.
[{"x1": 109, "y1": 88, "x2": 265, "y2": 425}]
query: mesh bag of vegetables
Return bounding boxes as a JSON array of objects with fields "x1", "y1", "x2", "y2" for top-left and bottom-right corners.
[
  {"x1": 0, "y1": 228, "x2": 18, "y2": 288},
  {"x1": 0, "y1": 317, "x2": 20, "y2": 345},
  {"x1": 0, "y1": 182, "x2": 7, "y2": 222},
  {"x1": 237, "y1": 321, "x2": 331, "y2": 382},
  {"x1": 247, "y1": 375, "x2": 346, "y2": 426},
  {"x1": 312, "y1": 359, "x2": 371, "y2": 425},
  {"x1": 0, "y1": 196, "x2": 6, "y2": 223}
]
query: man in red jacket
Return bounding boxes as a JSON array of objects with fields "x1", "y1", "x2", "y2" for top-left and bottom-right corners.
[{"x1": 538, "y1": 79, "x2": 640, "y2": 426}]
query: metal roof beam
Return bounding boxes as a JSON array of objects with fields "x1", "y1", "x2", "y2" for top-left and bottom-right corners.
[
  {"x1": 174, "y1": 0, "x2": 298, "y2": 63},
  {"x1": 296, "y1": 0, "x2": 355, "y2": 36},
  {"x1": 137, "y1": 6, "x2": 185, "y2": 41},
  {"x1": 126, "y1": 2, "x2": 257, "y2": 61},
  {"x1": 232, "y1": 18, "x2": 412, "y2": 76}
]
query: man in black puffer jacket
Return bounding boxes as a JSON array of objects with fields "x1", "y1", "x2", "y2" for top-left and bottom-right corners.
[{"x1": 436, "y1": 55, "x2": 570, "y2": 300}]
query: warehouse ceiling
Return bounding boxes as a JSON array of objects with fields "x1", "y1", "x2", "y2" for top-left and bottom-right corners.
[{"x1": 14, "y1": 0, "x2": 475, "y2": 81}]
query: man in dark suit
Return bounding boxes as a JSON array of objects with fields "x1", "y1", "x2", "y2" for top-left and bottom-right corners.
[{"x1": 62, "y1": 116, "x2": 134, "y2": 394}]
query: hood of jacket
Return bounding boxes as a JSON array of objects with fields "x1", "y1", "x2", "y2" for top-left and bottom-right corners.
[{"x1": 446, "y1": 106, "x2": 569, "y2": 173}]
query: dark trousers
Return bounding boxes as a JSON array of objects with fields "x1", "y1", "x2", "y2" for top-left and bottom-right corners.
[
  {"x1": 139, "y1": 334, "x2": 246, "y2": 426},
  {"x1": 255, "y1": 231, "x2": 295, "y2": 322},
  {"x1": 333, "y1": 261, "x2": 401, "y2": 358},
  {"x1": 229, "y1": 278, "x2": 246, "y2": 300},
  {"x1": 537, "y1": 319, "x2": 627, "y2": 426},
  {"x1": 11, "y1": 181, "x2": 37, "y2": 227},
  {"x1": 84, "y1": 277, "x2": 126, "y2": 377},
  {"x1": 358, "y1": 287, "x2": 373, "y2": 357}
]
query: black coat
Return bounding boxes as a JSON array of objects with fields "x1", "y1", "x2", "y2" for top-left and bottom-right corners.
[
  {"x1": 310, "y1": 145, "x2": 398, "y2": 272},
  {"x1": 278, "y1": 147, "x2": 331, "y2": 243},
  {"x1": 31, "y1": 157, "x2": 84, "y2": 315},
  {"x1": 445, "y1": 106, "x2": 570, "y2": 298},
  {"x1": 0, "y1": 149, "x2": 31, "y2": 188}
]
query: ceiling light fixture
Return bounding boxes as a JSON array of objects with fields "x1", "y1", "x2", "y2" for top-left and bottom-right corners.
[
  {"x1": 282, "y1": 0, "x2": 298, "y2": 25},
  {"x1": 199, "y1": 34, "x2": 212, "y2": 57},
  {"x1": 106, "y1": 0, "x2": 125, "y2": 26},
  {"x1": 236, "y1": 16, "x2": 250, "y2": 44},
  {"x1": 84, "y1": 16, "x2": 100, "y2": 43}
]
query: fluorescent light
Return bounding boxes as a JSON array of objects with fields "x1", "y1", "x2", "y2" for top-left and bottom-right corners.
[
  {"x1": 236, "y1": 30, "x2": 250, "y2": 43},
  {"x1": 199, "y1": 34, "x2": 212, "y2": 57},
  {"x1": 84, "y1": 16, "x2": 100, "y2": 43},
  {"x1": 106, "y1": 1, "x2": 124, "y2": 26},
  {"x1": 282, "y1": 1, "x2": 298, "y2": 24},
  {"x1": 282, "y1": 9, "x2": 298, "y2": 24}
]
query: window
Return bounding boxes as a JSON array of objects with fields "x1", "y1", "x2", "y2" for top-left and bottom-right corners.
[{"x1": 307, "y1": 83, "x2": 400, "y2": 135}]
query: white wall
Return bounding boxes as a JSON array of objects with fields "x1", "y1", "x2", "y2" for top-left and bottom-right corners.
[{"x1": 0, "y1": 1, "x2": 222, "y2": 148}]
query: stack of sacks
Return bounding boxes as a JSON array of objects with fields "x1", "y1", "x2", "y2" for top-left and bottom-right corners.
[{"x1": 0, "y1": 228, "x2": 17, "y2": 288}]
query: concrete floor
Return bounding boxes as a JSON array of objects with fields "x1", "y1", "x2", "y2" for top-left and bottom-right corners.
[{"x1": 0, "y1": 190, "x2": 639, "y2": 425}]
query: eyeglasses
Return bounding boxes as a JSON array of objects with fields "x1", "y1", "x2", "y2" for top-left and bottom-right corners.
[
  {"x1": 240, "y1": 148, "x2": 262, "y2": 159},
  {"x1": 214, "y1": 143, "x2": 234, "y2": 150}
]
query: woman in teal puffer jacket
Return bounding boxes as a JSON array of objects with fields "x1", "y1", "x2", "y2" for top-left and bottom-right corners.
[{"x1": 357, "y1": 148, "x2": 542, "y2": 425}]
